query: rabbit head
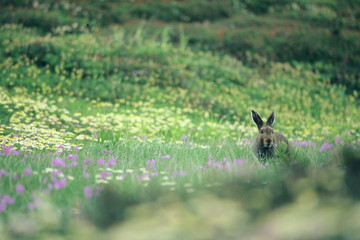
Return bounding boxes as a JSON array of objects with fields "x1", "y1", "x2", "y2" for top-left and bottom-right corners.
[{"x1": 251, "y1": 110, "x2": 276, "y2": 148}]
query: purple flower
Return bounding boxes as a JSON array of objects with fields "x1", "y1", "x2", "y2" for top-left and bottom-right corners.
[
  {"x1": 16, "y1": 184, "x2": 24, "y2": 194},
  {"x1": 141, "y1": 135, "x2": 146, "y2": 140},
  {"x1": 234, "y1": 159, "x2": 243, "y2": 165},
  {"x1": 265, "y1": 162, "x2": 269, "y2": 166},
  {"x1": 0, "y1": 169, "x2": 9, "y2": 177},
  {"x1": 53, "y1": 158, "x2": 66, "y2": 168},
  {"x1": 93, "y1": 133, "x2": 97, "y2": 138},
  {"x1": 173, "y1": 170, "x2": 178, "y2": 177},
  {"x1": 84, "y1": 186, "x2": 93, "y2": 198},
  {"x1": 182, "y1": 135, "x2": 188, "y2": 141},
  {"x1": 67, "y1": 154, "x2": 78, "y2": 161},
  {"x1": 97, "y1": 159, "x2": 105, "y2": 165},
  {"x1": 28, "y1": 202, "x2": 35, "y2": 210},
  {"x1": 208, "y1": 154, "x2": 212, "y2": 159},
  {"x1": 13, "y1": 174, "x2": 18, "y2": 180},
  {"x1": 320, "y1": 142, "x2": 328, "y2": 152},
  {"x1": 323, "y1": 131, "x2": 328, "y2": 136},
  {"x1": 180, "y1": 171, "x2": 186, "y2": 177},
  {"x1": 109, "y1": 157, "x2": 117, "y2": 166},
  {"x1": 335, "y1": 136, "x2": 340, "y2": 145},
  {"x1": 3, "y1": 144, "x2": 13, "y2": 155},
  {"x1": 24, "y1": 168, "x2": 32, "y2": 177},
  {"x1": 84, "y1": 172, "x2": 90, "y2": 178},
  {"x1": 83, "y1": 159, "x2": 93, "y2": 165},
  {"x1": 161, "y1": 155, "x2": 170, "y2": 160},
  {"x1": 73, "y1": 145, "x2": 80, "y2": 151}
]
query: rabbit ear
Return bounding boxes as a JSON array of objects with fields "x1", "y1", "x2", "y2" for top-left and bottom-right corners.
[
  {"x1": 266, "y1": 110, "x2": 275, "y2": 126},
  {"x1": 251, "y1": 110, "x2": 264, "y2": 130}
]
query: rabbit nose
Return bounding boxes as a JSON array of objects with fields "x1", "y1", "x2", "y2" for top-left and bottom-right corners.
[{"x1": 267, "y1": 139, "x2": 271, "y2": 144}]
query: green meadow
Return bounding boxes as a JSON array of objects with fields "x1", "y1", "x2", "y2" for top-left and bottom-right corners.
[{"x1": 1, "y1": 1, "x2": 360, "y2": 239}]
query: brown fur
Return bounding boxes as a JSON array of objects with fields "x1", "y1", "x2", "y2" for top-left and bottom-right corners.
[{"x1": 251, "y1": 110, "x2": 290, "y2": 161}]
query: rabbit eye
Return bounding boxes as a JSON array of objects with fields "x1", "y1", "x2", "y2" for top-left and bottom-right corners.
[{"x1": 260, "y1": 129, "x2": 264, "y2": 133}]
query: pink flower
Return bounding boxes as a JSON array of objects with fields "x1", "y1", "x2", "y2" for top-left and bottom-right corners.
[
  {"x1": 180, "y1": 171, "x2": 186, "y2": 177},
  {"x1": 97, "y1": 159, "x2": 105, "y2": 165},
  {"x1": 173, "y1": 170, "x2": 178, "y2": 177},
  {"x1": 84, "y1": 186, "x2": 93, "y2": 198},
  {"x1": 53, "y1": 158, "x2": 66, "y2": 168},
  {"x1": 265, "y1": 162, "x2": 270, "y2": 166},
  {"x1": 24, "y1": 168, "x2": 32, "y2": 177},
  {"x1": 109, "y1": 157, "x2": 117, "y2": 166},
  {"x1": 16, "y1": 184, "x2": 24, "y2": 194},
  {"x1": 93, "y1": 133, "x2": 97, "y2": 138},
  {"x1": 141, "y1": 135, "x2": 146, "y2": 140},
  {"x1": 73, "y1": 145, "x2": 80, "y2": 151},
  {"x1": 161, "y1": 155, "x2": 170, "y2": 160},
  {"x1": 234, "y1": 159, "x2": 243, "y2": 165},
  {"x1": 182, "y1": 135, "x2": 188, "y2": 141},
  {"x1": 28, "y1": 202, "x2": 35, "y2": 210},
  {"x1": 335, "y1": 136, "x2": 340, "y2": 145},
  {"x1": 84, "y1": 172, "x2": 90, "y2": 178}
]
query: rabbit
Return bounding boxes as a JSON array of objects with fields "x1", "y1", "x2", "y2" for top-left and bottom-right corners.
[{"x1": 251, "y1": 110, "x2": 290, "y2": 161}]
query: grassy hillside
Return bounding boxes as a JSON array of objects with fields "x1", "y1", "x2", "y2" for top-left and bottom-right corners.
[{"x1": 1, "y1": 1, "x2": 360, "y2": 239}]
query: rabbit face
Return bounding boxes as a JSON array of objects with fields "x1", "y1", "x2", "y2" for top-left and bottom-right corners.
[{"x1": 259, "y1": 125, "x2": 275, "y2": 148}]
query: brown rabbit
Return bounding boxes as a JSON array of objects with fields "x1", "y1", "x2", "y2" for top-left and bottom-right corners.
[{"x1": 251, "y1": 110, "x2": 290, "y2": 161}]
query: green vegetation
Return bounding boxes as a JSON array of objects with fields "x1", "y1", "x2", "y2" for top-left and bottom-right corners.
[{"x1": 1, "y1": 0, "x2": 360, "y2": 239}]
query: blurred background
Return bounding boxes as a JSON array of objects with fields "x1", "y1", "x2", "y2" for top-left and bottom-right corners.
[{"x1": 1, "y1": 0, "x2": 359, "y2": 91}]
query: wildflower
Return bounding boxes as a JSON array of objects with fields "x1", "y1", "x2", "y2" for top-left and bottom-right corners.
[
  {"x1": 24, "y1": 168, "x2": 32, "y2": 177},
  {"x1": 83, "y1": 186, "x2": 92, "y2": 198},
  {"x1": 67, "y1": 154, "x2": 78, "y2": 161},
  {"x1": 319, "y1": 142, "x2": 328, "y2": 152},
  {"x1": 13, "y1": 174, "x2": 18, "y2": 180},
  {"x1": 103, "y1": 150, "x2": 107, "y2": 154},
  {"x1": 182, "y1": 135, "x2": 188, "y2": 141},
  {"x1": 28, "y1": 202, "x2": 35, "y2": 210},
  {"x1": 97, "y1": 159, "x2": 105, "y2": 165},
  {"x1": 141, "y1": 135, "x2": 146, "y2": 140},
  {"x1": 335, "y1": 137, "x2": 340, "y2": 145},
  {"x1": 180, "y1": 171, "x2": 186, "y2": 177},
  {"x1": 265, "y1": 162, "x2": 269, "y2": 166},
  {"x1": 109, "y1": 157, "x2": 117, "y2": 166},
  {"x1": 84, "y1": 173, "x2": 90, "y2": 178},
  {"x1": 53, "y1": 158, "x2": 66, "y2": 168},
  {"x1": 161, "y1": 155, "x2": 170, "y2": 160},
  {"x1": 173, "y1": 170, "x2": 178, "y2": 177},
  {"x1": 16, "y1": 184, "x2": 24, "y2": 194},
  {"x1": 234, "y1": 159, "x2": 243, "y2": 165},
  {"x1": 93, "y1": 133, "x2": 97, "y2": 138},
  {"x1": 323, "y1": 131, "x2": 328, "y2": 136},
  {"x1": 73, "y1": 145, "x2": 80, "y2": 151}
]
